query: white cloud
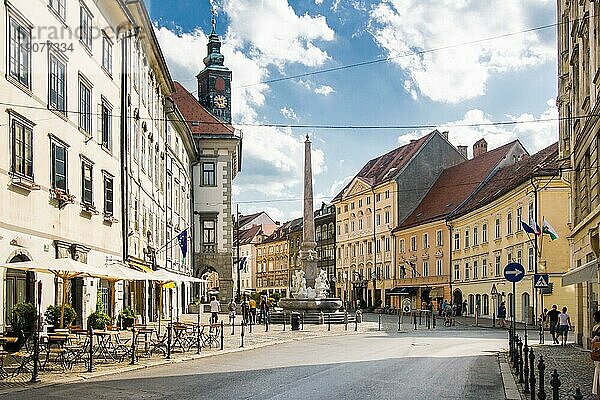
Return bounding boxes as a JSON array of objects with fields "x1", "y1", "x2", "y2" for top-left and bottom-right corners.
[
  {"x1": 155, "y1": 0, "x2": 333, "y2": 219},
  {"x1": 314, "y1": 85, "x2": 335, "y2": 96},
  {"x1": 315, "y1": 0, "x2": 324, "y2": 4},
  {"x1": 222, "y1": 0, "x2": 334, "y2": 68},
  {"x1": 370, "y1": 0, "x2": 554, "y2": 103},
  {"x1": 329, "y1": 175, "x2": 353, "y2": 196},
  {"x1": 398, "y1": 99, "x2": 558, "y2": 157},
  {"x1": 280, "y1": 106, "x2": 299, "y2": 120}
]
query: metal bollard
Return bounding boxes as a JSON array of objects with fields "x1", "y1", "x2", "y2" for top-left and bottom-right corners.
[
  {"x1": 249, "y1": 316, "x2": 253, "y2": 334},
  {"x1": 537, "y1": 355, "x2": 546, "y2": 400},
  {"x1": 509, "y1": 330, "x2": 513, "y2": 363},
  {"x1": 518, "y1": 337, "x2": 524, "y2": 383},
  {"x1": 354, "y1": 312, "x2": 358, "y2": 332},
  {"x1": 240, "y1": 320, "x2": 245, "y2": 348},
  {"x1": 513, "y1": 335, "x2": 519, "y2": 372},
  {"x1": 549, "y1": 368, "x2": 560, "y2": 400},
  {"x1": 196, "y1": 321, "x2": 201, "y2": 354},
  {"x1": 345, "y1": 311, "x2": 348, "y2": 331},
  {"x1": 328, "y1": 313, "x2": 331, "y2": 331},
  {"x1": 265, "y1": 313, "x2": 269, "y2": 332},
  {"x1": 302, "y1": 312, "x2": 305, "y2": 331},
  {"x1": 378, "y1": 314, "x2": 381, "y2": 331},
  {"x1": 432, "y1": 312, "x2": 436, "y2": 329},
  {"x1": 220, "y1": 320, "x2": 224, "y2": 351},
  {"x1": 283, "y1": 312, "x2": 286, "y2": 332},
  {"x1": 524, "y1": 340, "x2": 530, "y2": 393},
  {"x1": 413, "y1": 312, "x2": 417, "y2": 330},
  {"x1": 167, "y1": 322, "x2": 172, "y2": 359},
  {"x1": 130, "y1": 325, "x2": 137, "y2": 365},
  {"x1": 419, "y1": 311, "x2": 422, "y2": 325},
  {"x1": 398, "y1": 313, "x2": 401, "y2": 332},
  {"x1": 539, "y1": 323, "x2": 544, "y2": 344},
  {"x1": 529, "y1": 348, "x2": 536, "y2": 400},
  {"x1": 572, "y1": 388, "x2": 583, "y2": 400},
  {"x1": 30, "y1": 326, "x2": 40, "y2": 383},
  {"x1": 87, "y1": 325, "x2": 94, "y2": 373}
]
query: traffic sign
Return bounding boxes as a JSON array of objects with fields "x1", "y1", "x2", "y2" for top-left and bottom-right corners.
[
  {"x1": 534, "y1": 273, "x2": 549, "y2": 289},
  {"x1": 402, "y1": 299, "x2": 411, "y2": 313},
  {"x1": 490, "y1": 284, "x2": 498, "y2": 295},
  {"x1": 504, "y1": 263, "x2": 525, "y2": 283}
]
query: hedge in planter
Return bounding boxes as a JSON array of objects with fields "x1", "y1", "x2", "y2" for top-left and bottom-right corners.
[
  {"x1": 11, "y1": 302, "x2": 37, "y2": 335},
  {"x1": 88, "y1": 295, "x2": 111, "y2": 330}
]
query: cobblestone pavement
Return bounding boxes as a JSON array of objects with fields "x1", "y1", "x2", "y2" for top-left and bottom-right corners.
[
  {"x1": 0, "y1": 314, "x2": 377, "y2": 395},
  {"x1": 523, "y1": 343, "x2": 595, "y2": 400}
]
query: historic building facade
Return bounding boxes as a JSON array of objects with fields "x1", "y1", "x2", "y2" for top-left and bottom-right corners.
[
  {"x1": 315, "y1": 203, "x2": 336, "y2": 295},
  {"x1": 391, "y1": 139, "x2": 527, "y2": 310},
  {"x1": 450, "y1": 144, "x2": 574, "y2": 325},
  {"x1": 333, "y1": 130, "x2": 465, "y2": 308},
  {"x1": 557, "y1": 0, "x2": 600, "y2": 347},
  {"x1": 255, "y1": 227, "x2": 290, "y2": 296}
]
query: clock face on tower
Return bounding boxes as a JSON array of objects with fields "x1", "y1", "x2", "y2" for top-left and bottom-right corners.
[{"x1": 214, "y1": 95, "x2": 227, "y2": 109}]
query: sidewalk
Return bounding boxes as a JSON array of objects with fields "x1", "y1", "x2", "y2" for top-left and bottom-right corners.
[{"x1": 0, "y1": 314, "x2": 377, "y2": 396}]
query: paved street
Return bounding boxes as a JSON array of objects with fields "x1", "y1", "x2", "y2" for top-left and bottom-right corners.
[{"x1": 4, "y1": 326, "x2": 507, "y2": 400}]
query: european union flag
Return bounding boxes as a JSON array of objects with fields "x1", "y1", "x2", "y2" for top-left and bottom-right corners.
[{"x1": 177, "y1": 229, "x2": 188, "y2": 260}]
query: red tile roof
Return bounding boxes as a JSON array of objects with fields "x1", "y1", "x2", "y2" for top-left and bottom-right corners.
[
  {"x1": 170, "y1": 82, "x2": 235, "y2": 136},
  {"x1": 449, "y1": 143, "x2": 560, "y2": 220},
  {"x1": 333, "y1": 131, "x2": 436, "y2": 201},
  {"x1": 398, "y1": 141, "x2": 521, "y2": 230},
  {"x1": 234, "y1": 225, "x2": 263, "y2": 246}
]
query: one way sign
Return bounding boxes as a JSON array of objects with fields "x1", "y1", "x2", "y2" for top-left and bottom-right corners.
[{"x1": 534, "y1": 274, "x2": 549, "y2": 289}]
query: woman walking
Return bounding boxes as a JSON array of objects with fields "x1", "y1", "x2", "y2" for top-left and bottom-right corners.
[{"x1": 558, "y1": 306, "x2": 573, "y2": 346}]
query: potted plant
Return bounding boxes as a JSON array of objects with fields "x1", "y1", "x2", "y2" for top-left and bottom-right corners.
[
  {"x1": 88, "y1": 295, "x2": 111, "y2": 330},
  {"x1": 45, "y1": 304, "x2": 77, "y2": 330},
  {"x1": 11, "y1": 302, "x2": 37, "y2": 337},
  {"x1": 118, "y1": 307, "x2": 135, "y2": 329}
]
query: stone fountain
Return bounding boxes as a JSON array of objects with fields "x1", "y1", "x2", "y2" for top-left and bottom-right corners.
[{"x1": 278, "y1": 135, "x2": 342, "y2": 314}]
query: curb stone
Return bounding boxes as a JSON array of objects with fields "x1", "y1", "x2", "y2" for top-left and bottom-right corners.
[{"x1": 499, "y1": 353, "x2": 523, "y2": 400}]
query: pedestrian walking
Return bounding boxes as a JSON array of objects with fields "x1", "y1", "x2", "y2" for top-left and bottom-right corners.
[
  {"x1": 228, "y1": 299, "x2": 237, "y2": 325},
  {"x1": 444, "y1": 302, "x2": 453, "y2": 326},
  {"x1": 547, "y1": 304, "x2": 560, "y2": 344},
  {"x1": 497, "y1": 302, "x2": 507, "y2": 328},
  {"x1": 558, "y1": 306, "x2": 573, "y2": 346},
  {"x1": 249, "y1": 297, "x2": 257, "y2": 323},
  {"x1": 462, "y1": 300, "x2": 468, "y2": 315},
  {"x1": 541, "y1": 308, "x2": 548, "y2": 329},
  {"x1": 591, "y1": 310, "x2": 600, "y2": 400},
  {"x1": 210, "y1": 296, "x2": 220, "y2": 326},
  {"x1": 241, "y1": 296, "x2": 250, "y2": 324},
  {"x1": 260, "y1": 296, "x2": 269, "y2": 324}
]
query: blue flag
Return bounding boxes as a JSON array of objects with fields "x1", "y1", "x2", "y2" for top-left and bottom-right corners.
[
  {"x1": 177, "y1": 229, "x2": 188, "y2": 260},
  {"x1": 521, "y1": 219, "x2": 536, "y2": 235}
]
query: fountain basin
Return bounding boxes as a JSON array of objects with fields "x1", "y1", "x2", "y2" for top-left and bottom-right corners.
[{"x1": 279, "y1": 297, "x2": 342, "y2": 313}]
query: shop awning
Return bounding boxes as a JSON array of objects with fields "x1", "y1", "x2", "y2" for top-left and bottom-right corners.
[
  {"x1": 562, "y1": 259, "x2": 598, "y2": 286},
  {"x1": 151, "y1": 268, "x2": 207, "y2": 283},
  {"x1": 388, "y1": 287, "x2": 418, "y2": 296}
]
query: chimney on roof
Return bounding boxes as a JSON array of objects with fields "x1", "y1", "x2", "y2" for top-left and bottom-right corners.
[
  {"x1": 473, "y1": 138, "x2": 488, "y2": 158},
  {"x1": 441, "y1": 131, "x2": 449, "y2": 140},
  {"x1": 457, "y1": 145, "x2": 468, "y2": 159}
]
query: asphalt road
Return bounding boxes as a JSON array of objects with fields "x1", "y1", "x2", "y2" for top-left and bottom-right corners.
[{"x1": 5, "y1": 328, "x2": 507, "y2": 400}]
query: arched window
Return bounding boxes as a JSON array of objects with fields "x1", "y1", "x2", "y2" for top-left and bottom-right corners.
[
  {"x1": 507, "y1": 293, "x2": 514, "y2": 320},
  {"x1": 475, "y1": 294, "x2": 481, "y2": 315},
  {"x1": 468, "y1": 294, "x2": 474, "y2": 315},
  {"x1": 482, "y1": 294, "x2": 489, "y2": 315},
  {"x1": 316, "y1": 225, "x2": 322, "y2": 241},
  {"x1": 521, "y1": 292, "x2": 530, "y2": 323},
  {"x1": 328, "y1": 222, "x2": 334, "y2": 239}
]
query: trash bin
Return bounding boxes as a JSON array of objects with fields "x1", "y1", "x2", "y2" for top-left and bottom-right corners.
[{"x1": 291, "y1": 312, "x2": 300, "y2": 331}]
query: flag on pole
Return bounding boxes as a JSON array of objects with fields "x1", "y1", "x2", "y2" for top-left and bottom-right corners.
[
  {"x1": 238, "y1": 256, "x2": 247, "y2": 271},
  {"x1": 542, "y1": 219, "x2": 559, "y2": 240},
  {"x1": 177, "y1": 229, "x2": 188, "y2": 261},
  {"x1": 521, "y1": 219, "x2": 536, "y2": 235}
]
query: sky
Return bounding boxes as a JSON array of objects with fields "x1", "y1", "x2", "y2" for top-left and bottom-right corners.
[{"x1": 147, "y1": 0, "x2": 558, "y2": 224}]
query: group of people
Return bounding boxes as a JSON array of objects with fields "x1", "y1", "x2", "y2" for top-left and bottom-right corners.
[
  {"x1": 540, "y1": 304, "x2": 573, "y2": 345},
  {"x1": 209, "y1": 295, "x2": 272, "y2": 326}
]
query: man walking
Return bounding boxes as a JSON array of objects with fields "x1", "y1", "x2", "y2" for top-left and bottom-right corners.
[
  {"x1": 210, "y1": 296, "x2": 220, "y2": 326},
  {"x1": 498, "y1": 302, "x2": 507, "y2": 328},
  {"x1": 547, "y1": 304, "x2": 560, "y2": 344},
  {"x1": 228, "y1": 298, "x2": 237, "y2": 325}
]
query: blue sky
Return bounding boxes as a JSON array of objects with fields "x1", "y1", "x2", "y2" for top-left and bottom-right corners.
[{"x1": 148, "y1": 0, "x2": 558, "y2": 223}]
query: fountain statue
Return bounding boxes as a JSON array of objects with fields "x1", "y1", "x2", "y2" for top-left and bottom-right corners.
[{"x1": 279, "y1": 136, "x2": 342, "y2": 314}]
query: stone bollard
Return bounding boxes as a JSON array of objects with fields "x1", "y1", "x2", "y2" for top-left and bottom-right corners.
[
  {"x1": 529, "y1": 348, "x2": 536, "y2": 400},
  {"x1": 572, "y1": 388, "x2": 583, "y2": 400},
  {"x1": 537, "y1": 355, "x2": 546, "y2": 400},
  {"x1": 524, "y1": 341, "x2": 530, "y2": 394},
  {"x1": 549, "y1": 369, "x2": 560, "y2": 400}
]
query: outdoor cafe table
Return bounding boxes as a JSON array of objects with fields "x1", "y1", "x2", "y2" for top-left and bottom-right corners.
[
  {"x1": 171, "y1": 323, "x2": 193, "y2": 352},
  {"x1": 93, "y1": 330, "x2": 123, "y2": 362}
]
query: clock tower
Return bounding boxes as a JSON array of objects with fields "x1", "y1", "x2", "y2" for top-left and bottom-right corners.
[{"x1": 197, "y1": 12, "x2": 232, "y2": 124}]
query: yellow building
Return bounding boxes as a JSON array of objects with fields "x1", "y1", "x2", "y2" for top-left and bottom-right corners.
[
  {"x1": 557, "y1": 0, "x2": 600, "y2": 348},
  {"x1": 449, "y1": 144, "x2": 575, "y2": 325},
  {"x1": 255, "y1": 230, "x2": 288, "y2": 297},
  {"x1": 391, "y1": 137, "x2": 526, "y2": 310},
  {"x1": 333, "y1": 130, "x2": 466, "y2": 308}
]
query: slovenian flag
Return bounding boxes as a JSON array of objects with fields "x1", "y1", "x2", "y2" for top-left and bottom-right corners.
[
  {"x1": 521, "y1": 219, "x2": 541, "y2": 236},
  {"x1": 542, "y1": 219, "x2": 559, "y2": 240}
]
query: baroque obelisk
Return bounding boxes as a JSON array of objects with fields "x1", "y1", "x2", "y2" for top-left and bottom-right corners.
[{"x1": 299, "y1": 135, "x2": 318, "y2": 290}]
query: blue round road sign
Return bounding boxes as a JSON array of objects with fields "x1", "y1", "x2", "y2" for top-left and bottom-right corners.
[{"x1": 504, "y1": 263, "x2": 525, "y2": 283}]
